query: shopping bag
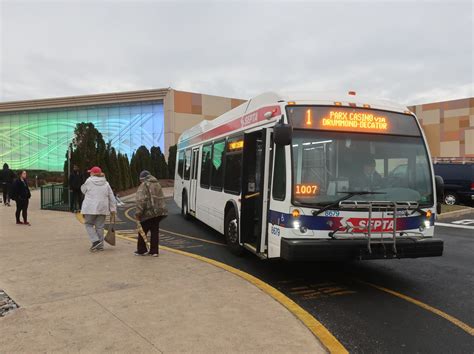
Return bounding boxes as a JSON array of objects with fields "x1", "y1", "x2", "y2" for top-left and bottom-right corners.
[{"x1": 105, "y1": 213, "x2": 116, "y2": 246}]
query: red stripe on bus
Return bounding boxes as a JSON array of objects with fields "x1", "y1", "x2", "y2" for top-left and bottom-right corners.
[{"x1": 178, "y1": 105, "x2": 281, "y2": 148}]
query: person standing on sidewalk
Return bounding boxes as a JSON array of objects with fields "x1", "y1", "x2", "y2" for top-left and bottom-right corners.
[
  {"x1": 135, "y1": 170, "x2": 168, "y2": 257},
  {"x1": 11, "y1": 170, "x2": 31, "y2": 225},
  {"x1": 1, "y1": 163, "x2": 15, "y2": 206},
  {"x1": 81, "y1": 166, "x2": 116, "y2": 252},
  {"x1": 69, "y1": 165, "x2": 83, "y2": 212}
]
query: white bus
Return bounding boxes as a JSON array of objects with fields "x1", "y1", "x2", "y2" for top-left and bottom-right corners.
[{"x1": 174, "y1": 92, "x2": 444, "y2": 261}]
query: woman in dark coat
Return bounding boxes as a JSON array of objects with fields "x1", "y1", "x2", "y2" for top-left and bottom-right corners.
[
  {"x1": 1, "y1": 163, "x2": 15, "y2": 206},
  {"x1": 11, "y1": 170, "x2": 31, "y2": 225}
]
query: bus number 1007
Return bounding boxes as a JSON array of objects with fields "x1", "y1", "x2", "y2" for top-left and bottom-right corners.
[{"x1": 295, "y1": 184, "x2": 319, "y2": 196}]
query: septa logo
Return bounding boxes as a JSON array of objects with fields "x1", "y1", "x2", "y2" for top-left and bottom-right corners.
[
  {"x1": 348, "y1": 218, "x2": 394, "y2": 232},
  {"x1": 240, "y1": 112, "x2": 258, "y2": 127}
]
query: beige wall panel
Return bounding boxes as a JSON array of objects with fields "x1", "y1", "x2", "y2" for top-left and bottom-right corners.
[
  {"x1": 440, "y1": 141, "x2": 460, "y2": 157},
  {"x1": 415, "y1": 105, "x2": 423, "y2": 116},
  {"x1": 419, "y1": 109, "x2": 440, "y2": 124},
  {"x1": 173, "y1": 113, "x2": 206, "y2": 134},
  {"x1": 422, "y1": 124, "x2": 440, "y2": 157},
  {"x1": 164, "y1": 90, "x2": 176, "y2": 134},
  {"x1": 470, "y1": 115, "x2": 474, "y2": 127},
  {"x1": 444, "y1": 107, "x2": 470, "y2": 118},
  {"x1": 465, "y1": 129, "x2": 474, "y2": 155},
  {"x1": 202, "y1": 95, "x2": 232, "y2": 117},
  {"x1": 164, "y1": 132, "x2": 176, "y2": 157},
  {"x1": 443, "y1": 117, "x2": 460, "y2": 131}
]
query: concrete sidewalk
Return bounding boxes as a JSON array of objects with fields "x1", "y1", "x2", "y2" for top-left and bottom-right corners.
[{"x1": 0, "y1": 190, "x2": 324, "y2": 353}]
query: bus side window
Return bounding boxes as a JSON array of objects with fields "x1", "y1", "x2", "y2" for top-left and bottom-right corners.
[
  {"x1": 211, "y1": 140, "x2": 225, "y2": 191},
  {"x1": 224, "y1": 136, "x2": 243, "y2": 194},
  {"x1": 177, "y1": 150, "x2": 185, "y2": 178},
  {"x1": 184, "y1": 149, "x2": 191, "y2": 180},
  {"x1": 201, "y1": 144, "x2": 212, "y2": 188},
  {"x1": 272, "y1": 144, "x2": 286, "y2": 200}
]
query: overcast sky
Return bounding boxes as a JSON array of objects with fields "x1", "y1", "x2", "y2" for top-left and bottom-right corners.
[{"x1": 0, "y1": 0, "x2": 472, "y2": 105}]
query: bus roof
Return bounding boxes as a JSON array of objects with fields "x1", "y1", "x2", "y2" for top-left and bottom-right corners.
[{"x1": 178, "y1": 91, "x2": 411, "y2": 145}]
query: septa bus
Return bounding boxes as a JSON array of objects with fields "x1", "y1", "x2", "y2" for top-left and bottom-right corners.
[{"x1": 173, "y1": 92, "x2": 444, "y2": 261}]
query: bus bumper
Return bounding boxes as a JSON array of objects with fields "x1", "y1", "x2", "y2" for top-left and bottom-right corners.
[{"x1": 280, "y1": 237, "x2": 444, "y2": 261}]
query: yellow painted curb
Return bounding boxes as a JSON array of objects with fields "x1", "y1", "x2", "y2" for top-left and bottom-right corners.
[
  {"x1": 358, "y1": 280, "x2": 474, "y2": 336},
  {"x1": 116, "y1": 233, "x2": 347, "y2": 353}
]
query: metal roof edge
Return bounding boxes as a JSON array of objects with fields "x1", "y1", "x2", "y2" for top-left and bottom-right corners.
[{"x1": 0, "y1": 88, "x2": 170, "y2": 113}]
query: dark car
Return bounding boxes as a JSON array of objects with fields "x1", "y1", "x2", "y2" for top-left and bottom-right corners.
[{"x1": 433, "y1": 163, "x2": 474, "y2": 205}]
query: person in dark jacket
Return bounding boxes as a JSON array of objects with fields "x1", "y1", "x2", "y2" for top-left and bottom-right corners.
[
  {"x1": 11, "y1": 170, "x2": 31, "y2": 225},
  {"x1": 134, "y1": 170, "x2": 168, "y2": 257},
  {"x1": 1, "y1": 163, "x2": 15, "y2": 206},
  {"x1": 69, "y1": 165, "x2": 83, "y2": 212}
]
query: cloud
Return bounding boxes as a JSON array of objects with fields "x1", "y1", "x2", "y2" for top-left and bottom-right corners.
[{"x1": 0, "y1": 0, "x2": 472, "y2": 105}]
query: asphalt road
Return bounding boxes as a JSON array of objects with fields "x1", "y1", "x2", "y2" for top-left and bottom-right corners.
[{"x1": 116, "y1": 202, "x2": 474, "y2": 353}]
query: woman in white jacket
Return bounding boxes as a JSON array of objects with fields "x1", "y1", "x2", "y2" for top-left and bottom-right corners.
[{"x1": 81, "y1": 166, "x2": 117, "y2": 252}]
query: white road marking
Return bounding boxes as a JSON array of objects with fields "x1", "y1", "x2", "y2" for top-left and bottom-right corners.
[
  {"x1": 435, "y1": 222, "x2": 474, "y2": 230},
  {"x1": 452, "y1": 219, "x2": 474, "y2": 225}
]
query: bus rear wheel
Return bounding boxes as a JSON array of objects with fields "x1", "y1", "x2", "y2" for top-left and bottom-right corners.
[
  {"x1": 182, "y1": 192, "x2": 191, "y2": 220},
  {"x1": 224, "y1": 208, "x2": 243, "y2": 256}
]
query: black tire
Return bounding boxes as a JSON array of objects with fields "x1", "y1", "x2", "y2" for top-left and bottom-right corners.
[
  {"x1": 182, "y1": 192, "x2": 191, "y2": 220},
  {"x1": 444, "y1": 193, "x2": 458, "y2": 205},
  {"x1": 224, "y1": 208, "x2": 244, "y2": 256}
]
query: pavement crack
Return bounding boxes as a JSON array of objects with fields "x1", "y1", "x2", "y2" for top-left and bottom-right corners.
[{"x1": 89, "y1": 296, "x2": 164, "y2": 353}]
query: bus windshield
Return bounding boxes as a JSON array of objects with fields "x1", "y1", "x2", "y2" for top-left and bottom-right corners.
[{"x1": 291, "y1": 130, "x2": 433, "y2": 207}]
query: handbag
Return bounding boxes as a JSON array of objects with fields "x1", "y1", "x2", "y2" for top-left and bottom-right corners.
[{"x1": 105, "y1": 213, "x2": 116, "y2": 246}]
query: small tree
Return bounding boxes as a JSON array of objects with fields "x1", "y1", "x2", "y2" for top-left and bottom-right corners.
[
  {"x1": 150, "y1": 146, "x2": 168, "y2": 179},
  {"x1": 134, "y1": 146, "x2": 152, "y2": 178},
  {"x1": 159, "y1": 147, "x2": 168, "y2": 179},
  {"x1": 168, "y1": 144, "x2": 177, "y2": 179},
  {"x1": 150, "y1": 146, "x2": 161, "y2": 178},
  {"x1": 121, "y1": 154, "x2": 133, "y2": 189},
  {"x1": 108, "y1": 147, "x2": 121, "y2": 191},
  {"x1": 130, "y1": 152, "x2": 138, "y2": 186},
  {"x1": 64, "y1": 122, "x2": 107, "y2": 185}
]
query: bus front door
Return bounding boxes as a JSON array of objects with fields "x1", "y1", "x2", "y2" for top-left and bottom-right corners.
[
  {"x1": 189, "y1": 147, "x2": 199, "y2": 214},
  {"x1": 241, "y1": 128, "x2": 271, "y2": 255}
]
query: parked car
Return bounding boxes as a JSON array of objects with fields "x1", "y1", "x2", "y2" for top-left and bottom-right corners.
[{"x1": 433, "y1": 163, "x2": 474, "y2": 205}]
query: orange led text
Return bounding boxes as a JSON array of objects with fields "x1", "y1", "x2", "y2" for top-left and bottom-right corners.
[
  {"x1": 295, "y1": 184, "x2": 319, "y2": 196},
  {"x1": 321, "y1": 111, "x2": 388, "y2": 131},
  {"x1": 228, "y1": 140, "x2": 244, "y2": 150}
]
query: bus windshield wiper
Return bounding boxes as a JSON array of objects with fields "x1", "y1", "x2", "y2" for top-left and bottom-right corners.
[{"x1": 312, "y1": 191, "x2": 386, "y2": 216}]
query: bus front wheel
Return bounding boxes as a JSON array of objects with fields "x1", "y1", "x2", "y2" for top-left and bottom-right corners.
[{"x1": 224, "y1": 208, "x2": 244, "y2": 256}]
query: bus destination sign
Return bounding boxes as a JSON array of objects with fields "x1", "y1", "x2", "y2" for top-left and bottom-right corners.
[
  {"x1": 287, "y1": 106, "x2": 420, "y2": 136},
  {"x1": 321, "y1": 111, "x2": 388, "y2": 131}
]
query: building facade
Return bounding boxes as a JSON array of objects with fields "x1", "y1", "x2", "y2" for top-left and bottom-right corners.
[
  {"x1": 409, "y1": 97, "x2": 474, "y2": 160},
  {"x1": 0, "y1": 89, "x2": 245, "y2": 171},
  {"x1": 0, "y1": 89, "x2": 472, "y2": 171}
]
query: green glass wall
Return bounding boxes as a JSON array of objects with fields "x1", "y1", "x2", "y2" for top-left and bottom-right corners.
[{"x1": 0, "y1": 101, "x2": 164, "y2": 171}]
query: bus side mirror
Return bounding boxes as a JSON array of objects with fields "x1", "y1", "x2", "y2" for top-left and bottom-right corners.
[
  {"x1": 435, "y1": 175, "x2": 444, "y2": 214},
  {"x1": 274, "y1": 121, "x2": 292, "y2": 146}
]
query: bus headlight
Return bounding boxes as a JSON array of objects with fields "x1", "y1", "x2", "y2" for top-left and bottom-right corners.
[
  {"x1": 293, "y1": 221, "x2": 301, "y2": 229},
  {"x1": 424, "y1": 220, "x2": 431, "y2": 229}
]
